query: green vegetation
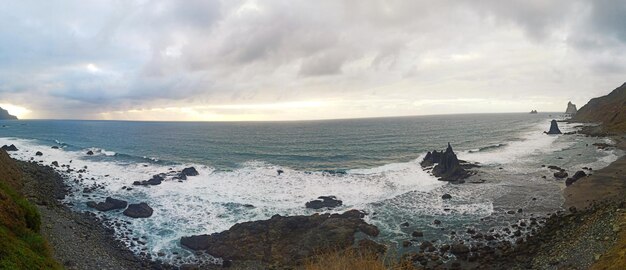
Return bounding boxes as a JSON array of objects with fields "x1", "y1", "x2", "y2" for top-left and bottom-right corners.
[{"x1": 0, "y1": 181, "x2": 61, "y2": 270}]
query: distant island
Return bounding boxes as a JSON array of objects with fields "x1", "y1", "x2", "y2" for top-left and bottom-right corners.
[
  {"x1": 0, "y1": 107, "x2": 17, "y2": 120},
  {"x1": 529, "y1": 110, "x2": 538, "y2": 114}
]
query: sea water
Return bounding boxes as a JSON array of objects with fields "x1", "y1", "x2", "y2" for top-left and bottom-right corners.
[{"x1": 0, "y1": 113, "x2": 620, "y2": 264}]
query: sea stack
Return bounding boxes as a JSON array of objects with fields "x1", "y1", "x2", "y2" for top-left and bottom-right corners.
[
  {"x1": 422, "y1": 143, "x2": 472, "y2": 181},
  {"x1": 565, "y1": 101, "x2": 577, "y2": 115},
  {"x1": 546, "y1": 120, "x2": 562, "y2": 134}
]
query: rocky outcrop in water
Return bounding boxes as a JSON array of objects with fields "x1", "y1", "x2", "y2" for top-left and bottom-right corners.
[
  {"x1": 566, "y1": 101, "x2": 577, "y2": 115},
  {"x1": 573, "y1": 82, "x2": 626, "y2": 134},
  {"x1": 87, "y1": 197, "x2": 128, "y2": 211},
  {"x1": 0, "y1": 107, "x2": 17, "y2": 120},
  {"x1": 123, "y1": 203, "x2": 153, "y2": 218},
  {"x1": 546, "y1": 120, "x2": 562, "y2": 135},
  {"x1": 1, "y1": 144, "x2": 18, "y2": 151},
  {"x1": 180, "y1": 210, "x2": 381, "y2": 264},
  {"x1": 565, "y1": 171, "x2": 587, "y2": 186},
  {"x1": 530, "y1": 110, "x2": 538, "y2": 114},
  {"x1": 305, "y1": 196, "x2": 342, "y2": 209},
  {"x1": 422, "y1": 143, "x2": 473, "y2": 181}
]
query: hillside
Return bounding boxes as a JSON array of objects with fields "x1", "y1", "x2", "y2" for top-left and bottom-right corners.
[
  {"x1": 0, "y1": 150, "x2": 61, "y2": 269},
  {"x1": 573, "y1": 82, "x2": 626, "y2": 133},
  {"x1": 0, "y1": 107, "x2": 17, "y2": 120}
]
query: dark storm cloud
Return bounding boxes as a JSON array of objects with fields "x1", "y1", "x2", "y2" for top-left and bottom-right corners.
[{"x1": 0, "y1": 0, "x2": 625, "y2": 119}]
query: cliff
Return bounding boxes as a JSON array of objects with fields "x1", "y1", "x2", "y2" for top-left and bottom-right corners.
[
  {"x1": 0, "y1": 107, "x2": 17, "y2": 120},
  {"x1": 573, "y1": 82, "x2": 626, "y2": 133}
]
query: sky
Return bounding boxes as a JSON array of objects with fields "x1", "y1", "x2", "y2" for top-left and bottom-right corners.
[{"x1": 0, "y1": 0, "x2": 625, "y2": 121}]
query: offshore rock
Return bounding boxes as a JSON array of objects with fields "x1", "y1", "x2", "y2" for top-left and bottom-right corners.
[
  {"x1": 305, "y1": 195, "x2": 343, "y2": 209},
  {"x1": 423, "y1": 143, "x2": 472, "y2": 181},
  {"x1": 180, "y1": 210, "x2": 380, "y2": 264},
  {"x1": 546, "y1": 120, "x2": 562, "y2": 135},
  {"x1": 181, "y1": 167, "x2": 199, "y2": 176},
  {"x1": 87, "y1": 197, "x2": 128, "y2": 212},
  {"x1": 123, "y1": 203, "x2": 153, "y2": 218}
]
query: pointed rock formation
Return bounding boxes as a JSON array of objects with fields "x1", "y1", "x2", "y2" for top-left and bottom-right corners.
[
  {"x1": 422, "y1": 143, "x2": 474, "y2": 181},
  {"x1": 565, "y1": 102, "x2": 577, "y2": 115},
  {"x1": 546, "y1": 120, "x2": 562, "y2": 135}
]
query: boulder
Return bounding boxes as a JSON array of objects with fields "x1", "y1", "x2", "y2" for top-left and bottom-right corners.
[
  {"x1": 305, "y1": 196, "x2": 343, "y2": 209},
  {"x1": 51, "y1": 146, "x2": 59, "y2": 149},
  {"x1": 133, "y1": 175, "x2": 164, "y2": 186},
  {"x1": 123, "y1": 203, "x2": 153, "y2": 218},
  {"x1": 180, "y1": 210, "x2": 379, "y2": 264},
  {"x1": 442, "y1": 194, "x2": 452, "y2": 199},
  {"x1": 565, "y1": 171, "x2": 587, "y2": 186},
  {"x1": 181, "y1": 167, "x2": 199, "y2": 177},
  {"x1": 35, "y1": 151, "x2": 43, "y2": 156},
  {"x1": 1, "y1": 144, "x2": 18, "y2": 151},
  {"x1": 546, "y1": 120, "x2": 562, "y2": 135},
  {"x1": 51, "y1": 161, "x2": 59, "y2": 167},
  {"x1": 87, "y1": 197, "x2": 128, "y2": 211},
  {"x1": 86, "y1": 150, "x2": 94, "y2": 155},
  {"x1": 554, "y1": 170, "x2": 568, "y2": 179},
  {"x1": 450, "y1": 243, "x2": 470, "y2": 255}
]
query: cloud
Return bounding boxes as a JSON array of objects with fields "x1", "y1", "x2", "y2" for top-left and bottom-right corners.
[{"x1": 0, "y1": 0, "x2": 625, "y2": 120}]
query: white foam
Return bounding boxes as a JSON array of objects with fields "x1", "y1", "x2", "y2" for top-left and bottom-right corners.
[
  {"x1": 0, "y1": 137, "x2": 446, "y2": 263},
  {"x1": 460, "y1": 119, "x2": 566, "y2": 165}
]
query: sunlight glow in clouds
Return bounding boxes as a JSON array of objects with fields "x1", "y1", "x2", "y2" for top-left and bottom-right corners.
[
  {"x1": 0, "y1": 0, "x2": 625, "y2": 121},
  {"x1": 0, "y1": 104, "x2": 31, "y2": 119}
]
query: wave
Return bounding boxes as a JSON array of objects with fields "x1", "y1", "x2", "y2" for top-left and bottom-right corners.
[{"x1": 468, "y1": 143, "x2": 507, "y2": 153}]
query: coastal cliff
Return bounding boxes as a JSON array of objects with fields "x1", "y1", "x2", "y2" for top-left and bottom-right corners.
[
  {"x1": 0, "y1": 107, "x2": 17, "y2": 120},
  {"x1": 573, "y1": 82, "x2": 626, "y2": 133}
]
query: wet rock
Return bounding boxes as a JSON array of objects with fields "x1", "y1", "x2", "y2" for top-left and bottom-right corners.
[
  {"x1": 412, "y1": 230, "x2": 424, "y2": 237},
  {"x1": 123, "y1": 203, "x2": 153, "y2": 218},
  {"x1": 51, "y1": 146, "x2": 59, "y2": 149},
  {"x1": 51, "y1": 161, "x2": 59, "y2": 167},
  {"x1": 86, "y1": 150, "x2": 94, "y2": 155},
  {"x1": 181, "y1": 167, "x2": 199, "y2": 177},
  {"x1": 305, "y1": 195, "x2": 342, "y2": 209},
  {"x1": 450, "y1": 243, "x2": 470, "y2": 255},
  {"x1": 554, "y1": 170, "x2": 568, "y2": 179},
  {"x1": 1, "y1": 144, "x2": 18, "y2": 151},
  {"x1": 277, "y1": 169, "x2": 284, "y2": 175},
  {"x1": 180, "y1": 210, "x2": 379, "y2": 264},
  {"x1": 134, "y1": 175, "x2": 164, "y2": 186},
  {"x1": 442, "y1": 194, "x2": 452, "y2": 199},
  {"x1": 545, "y1": 120, "x2": 562, "y2": 135},
  {"x1": 35, "y1": 151, "x2": 43, "y2": 156},
  {"x1": 565, "y1": 171, "x2": 587, "y2": 186},
  {"x1": 426, "y1": 143, "x2": 473, "y2": 181},
  {"x1": 87, "y1": 197, "x2": 128, "y2": 211}
]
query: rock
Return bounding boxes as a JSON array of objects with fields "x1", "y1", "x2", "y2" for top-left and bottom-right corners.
[
  {"x1": 134, "y1": 175, "x2": 164, "y2": 186},
  {"x1": 442, "y1": 194, "x2": 452, "y2": 199},
  {"x1": 88, "y1": 197, "x2": 128, "y2": 211},
  {"x1": 0, "y1": 107, "x2": 17, "y2": 120},
  {"x1": 123, "y1": 203, "x2": 153, "y2": 218},
  {"x1": 35, "y1": 151, "x2": 43, "y2": 156},
  {"x1": 1, "y1": 144, "x2": 18, "y2": 151},
  {"x1": 547, "y1": 165, "x2": 563, "y2": 171},
  {"x1": 402, "y1": 240, "x2": 412, "y2": 247},
  {"x1": 305, "y1": 196, "x2": 342, "y2": 209},
  {"x1": 412, "y1": 230, "x2": 424, "y2": 237},
  {"x1": 554, "y1": 170, "x2": 568, "y2": 179},
  {"x1": 180, "y1": 210, "x2": 379, "y2": 264},
  {"x1": 51, "y1": 161, "x2": 59, "y2": 167},
  {"x1": 400, "y1": 222, "x2": 409, "y2": 227},
  {"x1": 424, "y1": 143, "x2": 472, "y2": 181},
  {"x1": 565, "y1": 171, "x2": 587, "y2": 186},
  {"x1": 181, "y1": 167, "x2": 199, "y2": 176},
  {"x1": 51, "y1": 146, "x2": 59, "y2": 149},
  {"x1": 86, "y1": 150, "x2": 94, "y2": 155},
  {"x1": 565, "y1": 101, "x2": 577, "y2": 115},
  {"x1": 277, "y1": 169, "x2": 284, "y2": 175},
  {"x1": 546, "y1": 120, "x2": 562, "y2": 135},
  {"x1": 450, "y1": 243, "x2": 470, "y2": 255}
]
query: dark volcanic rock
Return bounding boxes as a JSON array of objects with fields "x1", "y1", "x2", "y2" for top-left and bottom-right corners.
[
  {"x1": 123, "y1": 203, "x2": 153, "y2": 218},
  {"x1": 51, "y1": 161, "x2": 59, "y2": 167},
  {"x1": 180, "y1": 210, "x2": 379, "y2": 264},
  {"x1": 554, "y1": 170, "x2": 568, "y2": 179},
  {"x1": 565, "y1": 171, "x2": 587, "y2": 186},
  {"x1": 442, "y1": 194, "x2": 452, "y2": 199},
  {"x1": 305, "y1": 195, "x2": 343, "y2": 209},
  {"x1": 546, "y1": 120, "x2": 562, "y2": 135},
  {"x1": 87, "y1": 197, "x2": 128, "y2": 212},
  {"x1": 181, "y1": 167, "x2": 199, "y2": 177},
  {"x1": 86, "y1": 150, "x2": 94, "y2": 155},
  {"x1": 133, "y1": 175, "x2": 164, "y2": 186},
  {"x1": 429, "y1": 143, "x2": 472, "y2": 181},
  {"x1": 1, "y1": 144, "x2": 18, "y2": 151},
  {"x1": 35, "y1": 151, "x2": 43, "y2": 156}
]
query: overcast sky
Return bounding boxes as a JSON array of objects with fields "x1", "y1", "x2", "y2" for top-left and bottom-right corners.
[{"x1": 0, "y1": 0, "x2": 625, "y2": 121}]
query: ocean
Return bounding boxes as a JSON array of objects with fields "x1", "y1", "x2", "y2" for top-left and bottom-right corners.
[{"x1": 0, "y1": 113, "x2": 620, "y2": 265}]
